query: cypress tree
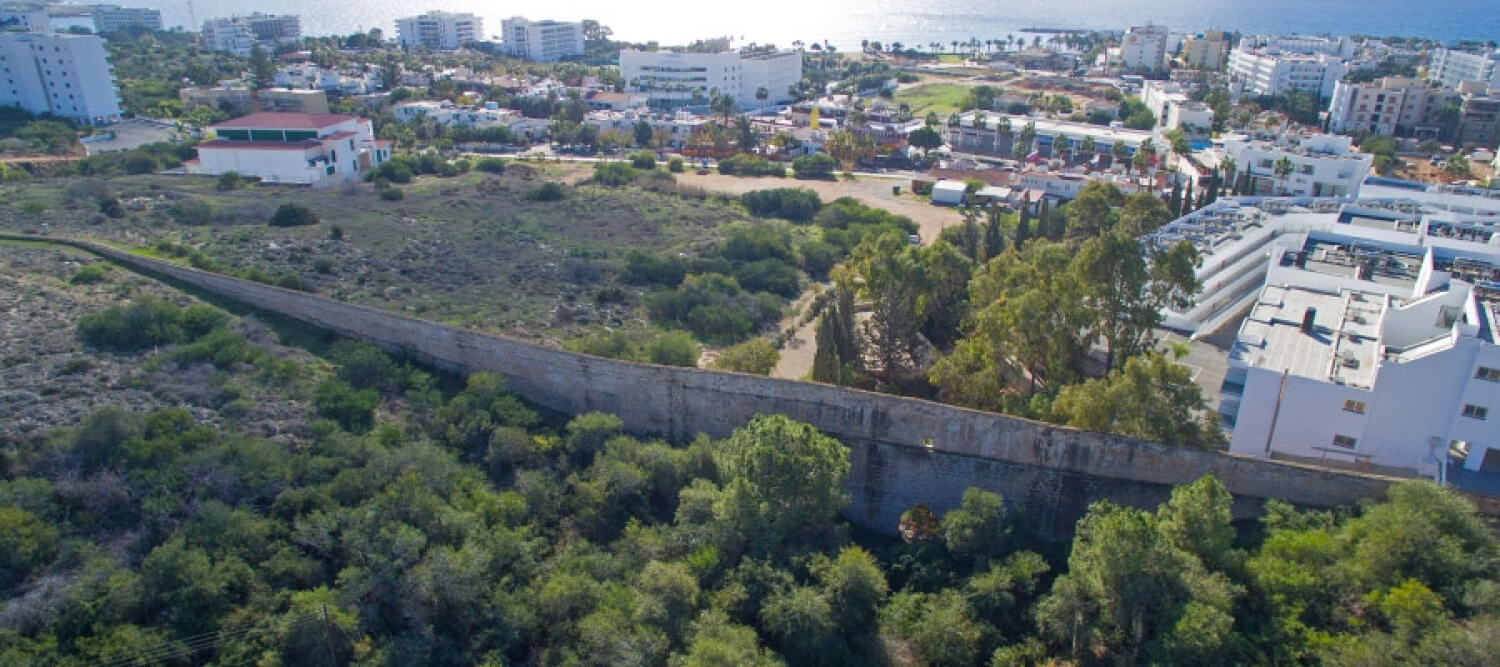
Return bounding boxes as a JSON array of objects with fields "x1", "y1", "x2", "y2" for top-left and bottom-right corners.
[
  {"x1": 1183, "y1": 179, "x2": 1194, "y2": 215},
  {"x1": 1015, "y1": 194, "x2": 1033, "y2": 247},
  {"x1": 832, "y1": 284, "x2": 858, "y2": 367},
  {"x1": 983, "y1": 206, "x2": 1005, "y2": 259},
  {"x1": 812, "y1": 310, "x2": 841, "y2": 384},
  {"x1": 1168, "y1": 181, "x2": 1183, "y2": 218}
]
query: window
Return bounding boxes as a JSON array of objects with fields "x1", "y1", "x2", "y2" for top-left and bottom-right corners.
[
  {"x1": 1477, "y1": 367, "x2": 1500, "y2": 382},
  {"x1": 1461, "y1": 404, "x2": 1489, "y2": 420},
  {"x1": 1342, "y1": 399, "x2": 1366, "y2": 414},
  {"x1": 1332, "y1": 434, "x2": 1357, "y2": 449}
]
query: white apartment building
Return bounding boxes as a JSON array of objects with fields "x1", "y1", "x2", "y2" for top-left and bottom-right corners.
[
  {"x1": 1428, "y1": 48, "x2": 1500, "y2": 90},
  {"x1": 1223, "y1": 133, "x2": 1371, "y2": 198},
  {"x1": 201, "y1": 14, "x2": 301, "y2": 57},
  {"x1": 500, "y1": 17, "x2": 583, "y2": 63},
  {"x1": 187, "y1": 111, "x2": 392, "y2": 186},
  {"x1": 1147, "y1": 192, "x2": 1500, "y2": 479},
  {"x1": 396, "y1": 12, "x2": 481, "y2": 51},
  {"x1": 1180, "y1": 30, "x2": 1229, "y2": 70},
  {"x1": 1119, "y1": 24, "x2": 1169, "y2": 71},
  {"x1": 1228, "y1": 48, "x2": 1346, "y2": 99},
  {"x1": 1328, "y1": 76, "x2": 1461, "y2": 139},
  {"x1": 0, "y1": 31, "x2": 121, "y2": 124},
  {"x1": 585, "y1": 109, "x2": 709, "y2": 149},
  {"x1": 620, "y1": 49, "x2": 801, "y2": 109},
  {"x1": 90, "y1": 5, "x2": 162, "y2": 33},
  {"x1": 1240, "y1": 34, "x2": 1355, "y2": 58},
  {"x1": 1140, "y1": 80, "x2": 1214, "y2": 133},
  {"x1": 945, "y1": 111, "x2": 1154, "y2": 161}
]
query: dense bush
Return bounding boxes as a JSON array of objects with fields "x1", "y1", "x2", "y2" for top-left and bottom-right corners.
[
  {"x1": 622, "y1": 251, "x2": 689, "y2": 287},
  {"x1": 77, "y1": 297, "x2": 226, "y2": 352},
  {"x1": 169, "y1": 199, "x2": 213, "y2": 225},
  {"x1": 629, "y1": 150, "x2": 658, "y2": 170},
  {"x1": 645, "y1": 331, "x2": 699, "y2": 367},
  {"x1": 311, "y1": 378, "x2": 378, "y2": 432},
  {"x1": 592, "y1": 161, "x2": 638, "y2": 186},
  {"x1": 717, "y1": 223, "x2": 796, "y2": 264},
  {"x1": 69, "y1": 264, "x2": 110, "y2": 285},
  {"x1": 378, "y1": 187, "x2": 404, "y2": 201},
  {"x1": 718, "y1": 154, "x2": 785, "y2": 177},
  {"x1": 268, "y1": 203, "x2": 319, "y2": 227},
  {"x1": 815, "y1": 197, "x2": 919, "y2": 253},
  {"x1": 732, "y1": 258, "x2": 802, "y2": 297},
  {"x1": 798, "y1": 239, "x2": 840, "y2": 277},
  {"x1": 741, "y1": 187, "x2": 823, "y2": 222},
  {"x1": 527, "y1": 182, "x2": 567, "y2": 201},
  {"x1": 647, "y1": 273, "x2": 782, "y2": 342},
  {"x1": 215, "y1": 171, "x2": 243, "y2": 191},
  {"x1": 668, "y1": 156, "x2": 685, "y2": 173},
  {"x1": 710, "y1": 338, "x2": 780, "y2": 374},
  {"x1": 792, "y1": 153, "x2": 838, "y2": 179},
  {"x1": 475, "y1": 157, "x2": 506, "y2": 173}
]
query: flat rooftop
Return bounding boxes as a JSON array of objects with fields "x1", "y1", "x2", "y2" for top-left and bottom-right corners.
[{"x1": 1232, "y1": 285, "x2": 1381, "y2": 388}]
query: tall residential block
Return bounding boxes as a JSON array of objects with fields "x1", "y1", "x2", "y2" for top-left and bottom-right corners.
[
  {"x1": 501, "y1": 16, "x2": 583, "y2": 62},
  {"x1": 396, "y1": 12, "x2": 482, "y2": 51},
  {"x1": 0, "y1": 31, "x2": 122, "y2": 124},
  {"x1": 201, "y1": 13, "x2": 302, "y2": 57}
]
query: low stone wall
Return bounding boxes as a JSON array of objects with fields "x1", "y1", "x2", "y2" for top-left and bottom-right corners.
[{"x1": 13, "y1": 233, "x2": 1435, "y2": 535}]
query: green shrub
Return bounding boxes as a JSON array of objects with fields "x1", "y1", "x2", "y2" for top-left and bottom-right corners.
[
  {"x1": 69, "y1": 264, "x2": 110, "y2": 285},
  {"x1": 741, "y1": 187, "x2": 822, "y2": 222},
  {"x1": 169, "y1": 199, "x2": 213, "y2": 225},
  {"x1": 98, "y1": 197, "x2": 125, "y2": 219},
  {"x1": 711, "y1": 338, "x2": 780, "y2": 375},
  {"x1": 668, "y1": 157, "x2": 685, "y2": 173},
  {"x1": 170, "y1": 328, "x2": 262, "y2": 369},
  {"x1": 792, "y1": 153, "x2": 837, "y2": 179},
  {"x1": 645, "y1": 331, "x2": 699, "y2": 367},
  {"x1": 718, "y1": 154, "x2": 784, "y2": 177},
  {"x1": 77, "y1": 298, "x2": 226, "y2": 352},
  {"x1": 717, "y1": 223, "x2": 796, "y2": 263},
  {"x1": 647, "y1": 274, "x2": 781, "y2": 343},
  {"x1": 592, "y1": 161, "x2": 637, "y2": 186},
  {"x1": 623, "y1": 251, "x2": 688, "y2": 286},
  {"x1": 475, "y1": 157, "x2": 506, "y2": 173},
  {"x1": 379, "y1": 187, "x2": 404, "y2": 201},
  {"x1": 215, "y1": 171, "x2": 242, "y2": 191},
  {"x1": 798, "y1": 240, "x2": 839, "y2": 277},
  {"x1": 567, "y1": 331, "x2": 641, "y2": 361},
  {"x1": 629, "y1": 150, "x2": 658, "y2": 170},
  {"x1": 527, "y1": 182, "x2": 567, "y2": 201},
  {"x1": 312, "y1": 378, "x2": 378, "y2": 432},
  {"x1": 732, "y1": 258, "x2": 801, "y2": 298},
  {"x1": 269, "y1": 203, "x2": 318, "y2": 227}
]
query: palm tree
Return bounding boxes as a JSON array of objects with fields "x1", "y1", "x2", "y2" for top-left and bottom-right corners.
[
  {"x1": 950, "y1": 40, "x2": 959, "y2": 54},
  {"x1": 755, "y1": 86, "x2": 769, "y2": 113},
  {"x1": 1219, "y1": 156, "x2": 1236, "y2": 195},
  {"x1": 1080, "y1": 134, "x2": 1097, "y2": 161},
  {"x1": 1111, "y1": 140, "x2": 1129, "y2": 169},
  {"x1": 1273, "y1": 157, "x2": 1295, "y2": 194}
]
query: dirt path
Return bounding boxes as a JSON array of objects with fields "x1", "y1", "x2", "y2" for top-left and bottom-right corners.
[
  {"x1": 674, "y1": 172, "x2": 963, "y2": 244},
  {"x1": 769, "y1": 284, "x2": 827, "y2": 380}
]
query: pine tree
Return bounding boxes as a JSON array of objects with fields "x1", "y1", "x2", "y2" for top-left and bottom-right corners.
[{"x1": 812, "y1": 311, "x2": 841, "y2": 384}]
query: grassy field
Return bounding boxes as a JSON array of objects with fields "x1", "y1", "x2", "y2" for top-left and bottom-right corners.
[
  {"x1": 893, "y1": 82, "x2": 973, "y2": 116},
  {"x1": 0, "y1": 167, "x2": 810, "y2": 350}
]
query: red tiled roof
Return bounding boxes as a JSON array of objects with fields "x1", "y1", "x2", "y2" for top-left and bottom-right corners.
[
  {"x1": 373, "y1": 140, "x2": 394, "y2": 147},
  {"x1": 322, "y1": 131, "x2": 359, "y2": 141},
  {"x1": 210, "y1": 112, "x2": 360, "y2": 130},
  {"x1": 196, "y1": 139, "x2": 322, "y2": 151}
]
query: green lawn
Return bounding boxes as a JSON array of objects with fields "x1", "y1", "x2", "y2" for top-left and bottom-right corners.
[{"x1": 893, "y1": 83, "x2": 974, "y2": 116}]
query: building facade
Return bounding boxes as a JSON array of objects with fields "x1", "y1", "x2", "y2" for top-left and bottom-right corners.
[
  {"x1": 1223, "y1": 133, "x2": 1372, "y2": 198},
  {"x1": 1428, "y1": 48, "x2": 1500, "y2": 89},
  {"x1": 90, "y1": 5, "x2": 162, "y2": 33},
  {"x1": 1141, "y1": 80, "x2": 1214, "y2": 132},
  {"x1": 395, "y1": 12, "x2": 481, "y2": 51},
  {"x1": 179, "y1": 86, "x2": 329, "y2": 115},
  {"x1": 1328, "y1": 77, "x2": 1465, "y2": 139},
  {"x1": 188, "y1": 112, "x2": 391, "y2": 186},
  {"x1": 620, "y1": 49, "x2": 801, "y2": 108},
  {"x1": 1180, "y1": 30, "x2": 1229, "y2": 71},
  {"x1": 1119, "y1": 24, "x2": 1169, "y2": 71},
  {"x1": 500, "y1": 17, "x2": 583, "y2": 62},
  {"x1": 1228, "y1": 48, "x2": 1346, "y2": 99},
  {"x1": 201, "y1": 14, "x2": 301, "y2": 57},
  {"x1": 0, "y1": 31, "x2": 122, "y2": 124}
]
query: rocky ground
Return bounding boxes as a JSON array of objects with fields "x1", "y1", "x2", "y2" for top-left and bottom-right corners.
[{"x1": 0, "y1": 243, "x2": 320, "y2": 448}]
